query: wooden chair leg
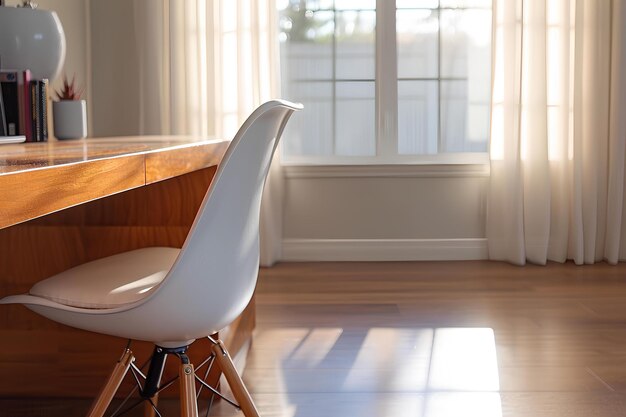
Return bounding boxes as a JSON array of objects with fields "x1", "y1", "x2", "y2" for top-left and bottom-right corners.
[
  {"x1": 143, "y1": 393, "x2": 158, "y2": 417},
  {"x1": 86, "y1": 349, "x2": 134, "y2": 417},
  {"x1": 180, "y1": 362, "x2": 199, "y2": 417},
  {"x1": 211, "y1": 341, "x2": 260, "y2": 417}
]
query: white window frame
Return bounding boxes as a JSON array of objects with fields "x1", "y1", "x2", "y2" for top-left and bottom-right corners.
[{"x1": 280, "y1": 0, "x2": 492, "y2": 167}]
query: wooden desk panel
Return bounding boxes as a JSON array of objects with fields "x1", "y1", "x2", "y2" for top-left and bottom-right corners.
[
  {"x1": 0, "y1": 155, "x2": 145, "y2": 229},
  {"x1": 0, "y1": 137, "x2": 255, "y2": 398},
  {"x1": 0, "y1": 136, "x2": 229, "y2": 229}
]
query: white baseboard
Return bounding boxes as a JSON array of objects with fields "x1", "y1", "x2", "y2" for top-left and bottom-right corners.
[{"x1": 281, "y1": 238, "x2": 488, "y2": 261}]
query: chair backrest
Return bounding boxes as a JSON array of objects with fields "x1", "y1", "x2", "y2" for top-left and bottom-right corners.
[{"x1": 145, "y1": 100, "x2": 302, "y2": 338}]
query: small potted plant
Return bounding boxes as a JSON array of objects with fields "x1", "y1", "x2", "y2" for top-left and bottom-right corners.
[{"x1": 52, "y1": 74, "x2": 87, "y2": 140}]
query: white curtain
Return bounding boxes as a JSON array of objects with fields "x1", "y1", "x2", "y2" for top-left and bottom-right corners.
[
  {"x1": 133, "y1": 0, "x2": 284, "y2": 266},
  {"x1": 488, "y1": 0, "x2": 626, "y2": 265}
]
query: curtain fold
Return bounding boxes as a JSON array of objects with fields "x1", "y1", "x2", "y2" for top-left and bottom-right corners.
[
  {"x1": 488, "y1": 0, "x2": 626, "y2": 265},
  {"x1": 133, "y1": 0, "x2": 284, "y2": 266}
]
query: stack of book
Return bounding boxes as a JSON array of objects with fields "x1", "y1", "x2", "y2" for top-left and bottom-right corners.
[{"x1": 0, "y1": 70, "x2": 49, "y2": 143}]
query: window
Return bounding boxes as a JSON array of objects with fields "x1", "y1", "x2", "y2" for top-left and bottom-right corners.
[{"x1": 278, "y1": 0, "x2": 492, "y2": 165}]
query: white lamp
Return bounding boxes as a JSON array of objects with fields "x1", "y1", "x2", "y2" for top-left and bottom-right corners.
[{"x1": 0, "y1": 4, "x2": 66, "y2": 80}]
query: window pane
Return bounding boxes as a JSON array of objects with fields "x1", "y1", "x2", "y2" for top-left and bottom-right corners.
[
  {"x1": 335, "y1": 0, "x2": 376, "y2": 10},
  {"x1": 440, "y1": 0, "x2": 492, "y2": 8},
  {"x1": 441, "y1": 9, "x2": 492, "y2": 78},
  {"x1": 397, "y1": 9, "x2": 439, "y2": 79},
  {"x1": 280, "y1": 9, "x2": 334, "y2": 80},
  {"x1": 336, "y1": 82, "x2": 376, "y2": 156},
  {"x1": 279, "y1": 6, "x2": 335, "y2": 44},
  {"x1": 440, "y1": 81, "x2": 489, "y2": 152},
  {"x1": 397, "y1": 0, "x2": 439, "y2": 8},
  {"x1": 440, "y1": 8, "x2": 491, "y2": 153},
  {"x1": 282, "y1": 82, "x2": 334, "y2": 156},
  {"x1": 336, "y1": 10, "x2": 376, "y2": 80},
  {"x1": 398, "y1": 81, "x2": 438, "y2": 155},
  {"x1": 280, "y1": 1, "x2": 376, "y2": 160},
  {"x1": 277, "y1": 0, "x2": 334, "y2": 11}
]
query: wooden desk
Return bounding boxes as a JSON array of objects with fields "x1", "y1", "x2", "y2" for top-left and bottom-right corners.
[{"x1": 0, "y1": 137, "x2": 255, "y2": 398}]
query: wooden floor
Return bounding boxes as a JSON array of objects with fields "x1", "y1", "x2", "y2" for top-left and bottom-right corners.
[{"x1": 4, "y1": 260, "x2": 626, "y2": 416}]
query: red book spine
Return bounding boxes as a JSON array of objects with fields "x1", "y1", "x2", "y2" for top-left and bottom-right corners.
[{"x1": 20, "y1": 70, "x2": 33, "y2": 142}]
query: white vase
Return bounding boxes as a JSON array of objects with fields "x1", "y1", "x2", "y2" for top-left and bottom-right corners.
[
  {"x1": 0, "y1": 7, "x2": 66, "y2": 81},
  {"x1": 53, "y1": 100, "x2": 87, "y2": 140}
]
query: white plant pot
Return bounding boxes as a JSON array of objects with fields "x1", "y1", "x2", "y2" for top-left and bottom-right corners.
[{"x1": 53, "y1": 100, "x2": 87, "y2": 140}]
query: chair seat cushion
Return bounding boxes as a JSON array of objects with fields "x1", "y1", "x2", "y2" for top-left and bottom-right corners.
[{"x1": 30, "y1": 247, "x2": 180, "y2": 309}]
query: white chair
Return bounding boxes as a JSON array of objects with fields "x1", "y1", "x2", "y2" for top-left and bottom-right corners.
[{"x1": 0, "y1": 100, "x2": 302, "y2": 417}]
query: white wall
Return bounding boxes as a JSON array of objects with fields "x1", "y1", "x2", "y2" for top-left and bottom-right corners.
[
  {"x1": 285, "y1": 176, "x2": 486, "y2": 239},
  {"x1": 282, "y1": 166, "x2": 489, "y2": 261}
]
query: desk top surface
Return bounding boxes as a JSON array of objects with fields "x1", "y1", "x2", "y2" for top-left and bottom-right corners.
[
  {"x1": 0, "y1": 136, "x2": 227, "y2": 175},
  {"x1": 0, "y1": 136, "x2": 230, "y2": 229}
]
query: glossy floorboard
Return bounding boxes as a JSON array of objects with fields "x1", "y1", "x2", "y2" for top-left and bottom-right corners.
[{"x1": 3, "y1": 260, "x2": 626, "y2": 416}]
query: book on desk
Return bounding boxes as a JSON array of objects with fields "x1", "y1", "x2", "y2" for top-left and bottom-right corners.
[{"x1": 0, "y1": 69, "x2": 48, "y2": 143}]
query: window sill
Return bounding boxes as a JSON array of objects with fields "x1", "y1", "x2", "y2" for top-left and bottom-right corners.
[
  {"x1": 282, "y1": 152, "x2": 489, "y2": 166},
  {"x1": 283, "y1": 163, "x2": 490, "y2": 179}
]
